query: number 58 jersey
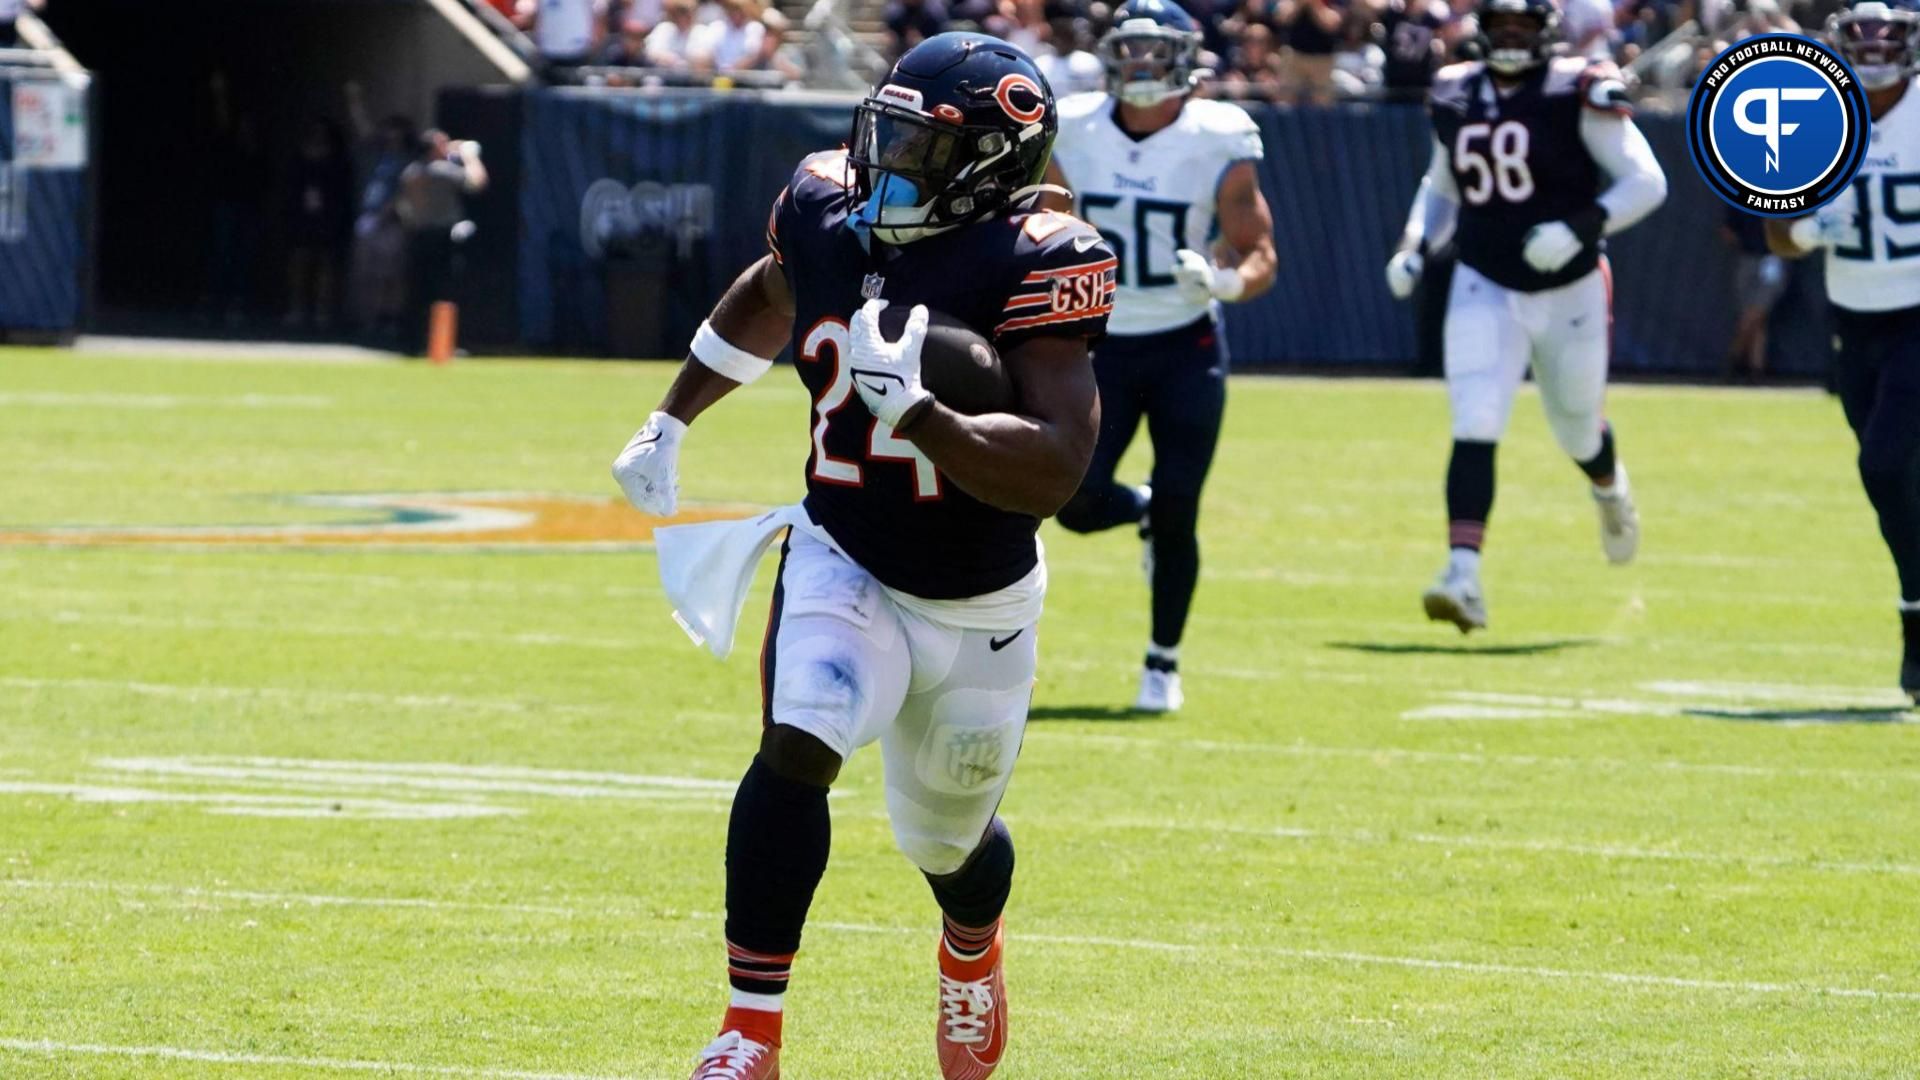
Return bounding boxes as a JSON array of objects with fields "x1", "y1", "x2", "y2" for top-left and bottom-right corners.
[
  {"x1": 1430, "y1": 57, "x2": 1625, "y2": 292},
  {"x1": 767, "y1": 150, "x2": 1117, "y2": 601},
  {"x1": 1049, "y1": 92, "x2": 1265, "y2": 335}
]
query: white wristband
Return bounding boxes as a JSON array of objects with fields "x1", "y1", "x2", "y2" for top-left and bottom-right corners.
[
  {"x1": 1212, "y1": 266, "x2": 1246, "y2": 303},
  {"x1": 691, "y1": 320, "x2": 773, "y2": 384}
]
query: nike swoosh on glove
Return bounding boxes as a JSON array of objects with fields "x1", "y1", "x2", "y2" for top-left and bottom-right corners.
[
  {"x1": 1522, "y1": 221, "x2": 1584, "y2": 274},
  {"x1": 1171, "y1": 248, "x2": 1244, "y2": 304},
  {"x1": 611, "y1": 410, "x2": 687, "y2": 517},
  {"x1": 848, "y1": 298, "x2": 934, "y2": 430}
]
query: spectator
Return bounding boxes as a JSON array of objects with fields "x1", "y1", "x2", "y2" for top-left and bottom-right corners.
[
  {"x1": 1561, "y1": 0, "x2": 1617, "y2": 59},
  {"x1": 0, "y1": 0, "x2": 44, "y2": 48},
  {"x1": 201, "y1": 71, "x2": 270, "y2": 327},
  {"x1": 645, "y1": 0, "x2": 709, "y2": 70},
  {"x1": 395, "y1": 131, "x2": 488, "y2": 355},
  {"x1": 1720, "y1": 206, "x2": 1787, "y2": 382},
  {"x1": 1373, "y1": 0, "x2": 1447, "y2": 101},
  {"x1": 1222, "y1": 21, "x2": 1287, "y2": 98},
  {"x1": 597, "y1": 11, "x2": 652, "y2": 64},
  {"x1": 758, "y1": 8, "x2": 810, "y2": 81},
  {"x1": 344, "y1": 91, "x2": 416, "y2": 341},
  {"x1": 282, "y1": 120, "x2": 354, "y2": 330},
  {"x1": 696, "y1": 0, "x2": 768, "y2": 72},
  {"x1": 996, "y1": 0, "x2": 1050, "y2": 56},
  {"x1": 534, "y1": 0, "x2": 603, "y2": 64},
  {"x1": 886, "y1": 0, "x2": 950, "y2": 59},
  {"x1": 1036, "y1": 12, "x2": 1105, "y2": 96},
  {"x1": 1278, "y1": 0, "x2": 1347, "y2": 104}
]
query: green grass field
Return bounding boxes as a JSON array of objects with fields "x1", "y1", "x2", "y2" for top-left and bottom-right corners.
[{"x1": 3, "y1": 347, "x2": 1918, "y2": 1079}]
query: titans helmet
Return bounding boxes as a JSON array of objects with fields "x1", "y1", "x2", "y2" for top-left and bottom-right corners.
[
  {"x1": 1830, "y1": 0, "x2": 1919, "y2": 91},
  {"x1": 1475, "y1": 0, "x2": 1560, "y2": 76},
  {"x1": 1099, "y1": 0, "x2": 1204, "y2": 107},
  {"x1": 847, "y1": 32, "x2": 1058, "y2": 246}
]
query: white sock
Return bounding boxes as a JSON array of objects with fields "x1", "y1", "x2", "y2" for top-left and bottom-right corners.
[
  {"x1": 1449, "y1": 547, "x2": 1482, "y2": 576},
  {"x1": 1899, "y1": 599, "x2": 1920, "y2": 614},
  {"x1": 1146, "y1": 643, "x2": 1180, "y2": 666},
  {"x1": 1594, "y1": 462, "x2": 1629, "y2": 497},
  {"x1": 729, "y1": 988, "x2": 784, "y2": 1014}
]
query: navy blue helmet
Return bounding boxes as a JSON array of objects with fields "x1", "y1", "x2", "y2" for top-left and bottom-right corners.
[
  {"x1": 848, "y1": 32, "x2": 1058, "y2": 245},
  {"x1": 1100, "y1": 0, "x2": 1204, "y2": 106},
  {"x1": 1830, "y1": 0, "x2": 1919, "y2": 90},
  {"x1": 1476, "y1": 0, "x2": 1560, "y2": 76}
]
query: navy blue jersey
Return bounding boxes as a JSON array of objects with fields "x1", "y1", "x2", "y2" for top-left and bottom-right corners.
[
  {"x1": 768, "y1": 149, "x2": 1117, "y2": 600},
  {"x1": 1378, "y1": 0, "x2": 1446, "y2": 94},
  {"x1": 1429, "y1": 57, "x2": 1627, "y2": 292}
]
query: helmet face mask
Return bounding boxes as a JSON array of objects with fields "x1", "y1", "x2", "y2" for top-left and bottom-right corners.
[
  {"x1": 1099, "y1": 0, "x2": 1203, "y2": 107},
  {"x1": 847, "y1": 33, "x2": 1057, "y2": 246},
  {"x1": 1475, "y1": 0, "x2": 1559, "y2": 76},
  {"x1": 1831, "y1": 3, "x2": 1918, "y2": 91}
]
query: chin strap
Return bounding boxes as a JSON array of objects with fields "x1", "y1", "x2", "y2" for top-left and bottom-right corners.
[{"x1": 1008, "y1": 183, "x2": 1071, "y2": 209}]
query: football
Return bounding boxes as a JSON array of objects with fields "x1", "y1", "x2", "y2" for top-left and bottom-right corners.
[{"x1": 878, "y1": 305, "x2": 1014, "y2": 416}]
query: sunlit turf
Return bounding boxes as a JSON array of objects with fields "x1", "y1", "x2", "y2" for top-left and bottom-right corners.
[{"x1": 2, "y1": 347, "x2": 1916, "y2": 1078}]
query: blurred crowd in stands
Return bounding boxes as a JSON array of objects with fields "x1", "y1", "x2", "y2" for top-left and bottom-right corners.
[{"x1": 488, "y1": 0, "x2": 1846, "y2": 100}]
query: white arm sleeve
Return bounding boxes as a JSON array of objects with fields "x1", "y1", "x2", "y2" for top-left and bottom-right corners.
[
  {"x1": 1401, "y1": 137, "x2": 1460, "y2": 251},
  {"x1": 1580, "y1": 110, "x2": 1668, "y2": 236}
]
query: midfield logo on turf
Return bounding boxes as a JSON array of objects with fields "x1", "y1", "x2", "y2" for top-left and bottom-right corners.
[{"x1": 0, "y1": 493, "x2": 761, "y2": 550}]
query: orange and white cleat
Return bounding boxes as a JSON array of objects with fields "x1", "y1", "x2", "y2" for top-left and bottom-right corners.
[
  {"x1": 937, "y1": 924, "x2": 1008, "y2": 1080},
  {"x1": 689, "y1": 1030, "x2": 779, "y2": 1080}
]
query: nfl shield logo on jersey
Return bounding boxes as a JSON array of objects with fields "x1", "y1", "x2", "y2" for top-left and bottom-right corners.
[{"x1": 861, "y1": 272, "x2": 886, "y2": 300}]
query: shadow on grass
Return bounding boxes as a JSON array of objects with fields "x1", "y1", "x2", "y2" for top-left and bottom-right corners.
[
  {"x1": 1326, "y1": 638, "x2": 1600, "y2": 657},
  {"x1": 1684, "y1": 706, "x2": 1915, "y2": 725},
  {"x1": 1026, "y1": 704, "x2": 1157, "y2": 722}
]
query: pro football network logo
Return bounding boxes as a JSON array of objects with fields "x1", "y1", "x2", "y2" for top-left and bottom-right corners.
[{"x1": 1688, "y1": 35, "x2": 1870, "y2": 215}]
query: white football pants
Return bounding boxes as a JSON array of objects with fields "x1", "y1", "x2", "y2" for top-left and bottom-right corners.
[
  {"x1": 760, "y1": 529, "x2": 1036, "y2": 876},
  {"x1": 1443, "y1": 259, "x2": 1612, "y2": 462}
]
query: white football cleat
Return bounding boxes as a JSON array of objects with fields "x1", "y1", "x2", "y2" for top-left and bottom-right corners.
[
  {"x1": 1135, "y1": 667, "x2": 1184, "y2": 712},
  {"x1": 1422, "y1": 563, "x2": 1488, "y2": 634},
  {"x1": 1592, "y1": 466, "x2": 1639, "y2": 565}
]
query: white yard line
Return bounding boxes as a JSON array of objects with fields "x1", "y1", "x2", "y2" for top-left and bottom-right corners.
[
  {"x1": 10, "y1": 881, "x2": 1917, "y2": 1002},
  {"x1": 0, "y1": 782, "x2": 514, "y2": 820},
  {"x1": 0, "y1": 676, "x2": 613, "y2": 717},
  {"x1": 0, "y1": 391, "x2": 334, "y2": 409},
  {"x1": 91, "y1": 757, "x2": 737, "y2": 802},
  {"x1": 9, "y1": 609, "x2": 645, "y2": 652},
  {"x1": 0, "y1": 1038, "x2": 646, "y2": 1080},
  {"x1": 0, "y1": 879, "x2": 576, "y2": 916}
]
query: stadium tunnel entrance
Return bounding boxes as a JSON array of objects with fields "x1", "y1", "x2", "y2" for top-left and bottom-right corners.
[{"x1": 46, "y1": 0, "x2": 524, "y2": 339}]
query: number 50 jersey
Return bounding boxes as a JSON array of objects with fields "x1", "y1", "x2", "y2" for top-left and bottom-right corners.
[
  {"x1": 767, "y1": 149, "x2": 1117, "y2": 600},
  {"x1": 1430, "y1": 57, "x2": 1626, "y2": 293},
  {"x1": 1049, "y1": 92, "x2": 1265, "y2": 335}
]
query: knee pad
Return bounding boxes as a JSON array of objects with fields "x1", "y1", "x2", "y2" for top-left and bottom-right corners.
[
  {"x1": 894, "y1": 826, "x2": 975, "y2": 877},
  {"x1": 924, "y1": 817, "x2": 1015, "y2": 926},
  {"x1": 1451, "y1": 403, "x2": 1509, "y2": 444}
]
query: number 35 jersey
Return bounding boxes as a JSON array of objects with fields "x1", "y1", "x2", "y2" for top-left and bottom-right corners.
[
  {"x1": 1049, "y1": 92, "x2": 1265, "y2": 336},
  {"x1": 1430, "y1": 58, "x2": 1624, "y2": 293},
  {"x1": 1824, "y1": 77, "x2": 1920, "y2": 313},
  {"x1": 767, "y1": 149, "x2": 1117, "y2": 600}
]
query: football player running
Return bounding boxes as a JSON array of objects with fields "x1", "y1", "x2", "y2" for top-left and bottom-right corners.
[
  {"x1": 1384, "y1": 0, "x2": 1667, "y2": 632},
  {"x1": 1041, "y1": 0, "x2": 1277, "y2": 711},
  {"x1": 611, "y1": 33, "x2": 1116, "y2": 1080},
  {"x1": 1769, "y1": 0, "x2": 1920, "y2": 703}
]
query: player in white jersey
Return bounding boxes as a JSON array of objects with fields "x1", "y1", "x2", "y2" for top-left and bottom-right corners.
[
  {"x1": 1770, "y1": 1, "x2": 1920, "y2": 702},
  {"x1": 1041, "y1": 0, "x2": 1277, "y2": 711},
  {"x1": 1382, "y1": 0, "x2": 1667, "y2": 633}
]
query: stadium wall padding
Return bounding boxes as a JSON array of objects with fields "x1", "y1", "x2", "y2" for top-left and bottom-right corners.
[
  {"x1": 519, "y1": 89, "x2": 1832, "y2": 377},
  {"x1": 0, "y1": 76, "x2": 90, "y2": 335}
]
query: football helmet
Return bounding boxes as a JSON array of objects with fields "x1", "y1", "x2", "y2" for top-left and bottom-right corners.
[
  {"x1": 1830, "y1": 0, "x2": 1918, "y2": 91},
  {"x1": 1099, "y1": 0, "x2": 1204, "y2": 107},
  {"x1": 1475, "y1": 0, "x2": 1560, "y2": 77},
  {"x1": 848, "y1": 32, "x2": 1058, "y2": 245}
]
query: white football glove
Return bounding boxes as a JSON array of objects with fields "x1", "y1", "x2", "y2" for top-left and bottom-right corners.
[
  {"x1": 1384, "y1": 249, "x2": 1424, "y2": 300},
  {"x1": 611, "y1": 410, "x2": 686, "y2": 517},
  {"x1": 1522, "y1": 220, "x2": 1584, "y2": 274},
  {"x1": 1171, "y1": 248, "x2": 1245, "y2": 304},
  {"x1": 848, "y1": 298, "x2": 934, "y2": 430},
  {"x1": 1788, "y1": 202, "x2": 1857, "y2": 251}
]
